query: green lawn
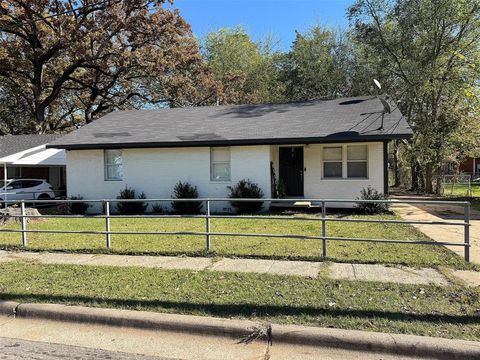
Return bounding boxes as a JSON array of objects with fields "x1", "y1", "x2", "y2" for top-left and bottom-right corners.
[
  {"x1": 0, "y1": 214, "x2": 469, "y2": 269},
  {"x1": 471, "y1": 198, "x2": 480, "y2": 212},
  {"x1": 0, "y1": 261, "x2": 478, "y2": 341},
  {"x1": 443, "y1": 183, "x2": 480, "y2": 197}
]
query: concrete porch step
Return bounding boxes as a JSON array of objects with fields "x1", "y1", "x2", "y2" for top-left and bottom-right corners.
[{"x1": 269, "y1": 200, "x2": 322, "y2": 209}]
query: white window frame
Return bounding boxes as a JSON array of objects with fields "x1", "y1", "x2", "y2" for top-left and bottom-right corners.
[
  {"x1": 322, "y1": 146, "x2": 343, "y2": 179},
  {"x1": 104, "y1": 149, "x2": 123, "y2": 181},
  {"x1": 347, "y1": 144, "x2": 368, "y2": 179},
  {"x1": 322, "y1": 144, "x2": 369, "y2": 180},
  {"x1": 210, "y1": 147, "x2": 231, "y2": 182}
]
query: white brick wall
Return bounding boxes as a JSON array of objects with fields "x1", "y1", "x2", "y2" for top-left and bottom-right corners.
[
  {"x1": 304, "y1": 142, "x2": 385, "y2": 203},
  {"x1": 66, "y1": 145, "x2": 271, "y2": 213},
  {"x1": 66, "y1": 142, "x2": 385, "y2": 212}
]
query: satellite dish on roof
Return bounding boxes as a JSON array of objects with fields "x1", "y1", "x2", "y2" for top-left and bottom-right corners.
[
  {"x1": 379, "y1": 97, "x2": 391, "y2": 114},
  {"x1": 372, "y1": 78, "x2": 393, "y2": 130},
  {"x1": 376, "y1": 96, "x2": 392, "y2": 131}
]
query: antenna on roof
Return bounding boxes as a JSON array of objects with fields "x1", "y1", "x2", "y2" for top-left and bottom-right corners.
[{"x1": 373, "y1": 79, "x2": 391, "y2": 130}]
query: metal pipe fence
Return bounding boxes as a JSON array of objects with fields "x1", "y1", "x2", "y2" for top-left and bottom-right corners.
[
  {"x1": 440, "y1": 174, "x2": 475, "y2": 197},
  {"x1": 1, "y1": 189, "x2": 67, "y2": 209},
  {"x1": 0, "y1": 197, "x2": 472, "y2": 262}
]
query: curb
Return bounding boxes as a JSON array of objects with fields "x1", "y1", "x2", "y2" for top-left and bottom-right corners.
[
  {"x1": 1, "y1": 301, "x2": 480, "y2": 359},
  {"x1": 0, "y1": 301, "x2": 18, "y2": 316}
]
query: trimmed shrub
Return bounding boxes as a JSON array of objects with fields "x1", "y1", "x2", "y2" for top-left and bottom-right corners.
[
  {"x1": 67, "y1": 195, "x2": 90, "y2": 215},
  {"x1": 116, "y1": 186, "x2": 147, "y2": 215},
  {"x1": 228, "y1": 179, "x2": 264, "y2": 214},
  {"x1": 171, "y1": 181, "x2": 202, "y2": 214},
  {"x1": 355, "y1": 186, "x2": 389, "y2": 214}
]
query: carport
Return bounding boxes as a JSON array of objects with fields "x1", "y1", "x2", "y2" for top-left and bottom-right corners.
[{"x1": 0, "y1": 135, "x2": 66, "y2": 193}]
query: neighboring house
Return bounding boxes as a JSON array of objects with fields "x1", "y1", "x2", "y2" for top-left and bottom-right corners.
[
  {"x1": 0, "y1": 134, "x2": 67, "y2": 192},
  {"x1": 444, "y1": 153, "x2": 480, "y2": 179},
  {"x1": 48, "y1": 96, "x2": 412, "y2": 212},
  {"x1": 459, "y1": 156, "x2": 480, "y2": 178}
]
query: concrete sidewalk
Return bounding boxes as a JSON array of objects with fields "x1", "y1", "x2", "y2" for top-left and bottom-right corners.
[
  {"x1": 391, "y1": 200, "x2": 480, "y2": 286},
  {"x1": 1, "y1": 250, "x2": 474, "y2": 286},
  {"x1": 392, "y1": 202, "x2": 480, "y2": 261}
]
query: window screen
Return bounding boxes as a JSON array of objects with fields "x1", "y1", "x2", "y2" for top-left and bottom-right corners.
[
  {"x1": 211, "y1": 147, "x2": 231, "y2": 181},
  {"x1": 347, "y1": 145, "x2": 368, "y2": 178},
  {"x1": 323, "y1": 147, "x2": 343, "y2": 178},
  {"x1": 104, "y1": 149, "x2": 123, "y2": 181}
]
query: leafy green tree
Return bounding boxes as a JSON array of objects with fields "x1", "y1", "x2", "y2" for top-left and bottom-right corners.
[
  {"x1": 349, "y1": 0, "x2": 480, "y2": 192},
  {"x1": 279, "y1": 26, "x2": 353, "y2": 101},
  {"x1": 202, "y1": 26, "x2": 284, "y2": 104}
]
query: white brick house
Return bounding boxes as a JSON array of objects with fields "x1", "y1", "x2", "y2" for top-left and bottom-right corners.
[{"x1": 48, "y1": 96, "x2": 412, "y2": 212}]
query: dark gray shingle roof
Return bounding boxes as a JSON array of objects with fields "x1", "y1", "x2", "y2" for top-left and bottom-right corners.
[
  {"x1": 0, "y1": 134, "x2": 62, "y2": 158},
  {"x1": 48, "y1": 96, "x2": 412, "y2": 150}
]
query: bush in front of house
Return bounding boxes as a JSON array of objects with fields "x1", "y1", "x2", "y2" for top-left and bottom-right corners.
[
  {"x1": 116, "y1": 186, "x2": 147, "y2": 215},
  {"x1": 171, "y1": 181, "x2": 202, "y2": 214},
  {"x1": 228, "y1": 179, "x2": 264, "y2": 214},
  {"x1": 66, "y1": 195, "x2": 90, "y2": 215},
  {"x1": 355, "y1": 186, "x2": 389, "y2": 214}
]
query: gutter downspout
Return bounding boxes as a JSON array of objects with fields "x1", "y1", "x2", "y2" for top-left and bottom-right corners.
[{"x1": 383, "y1": 141, "x2": 389, "y2": 195}]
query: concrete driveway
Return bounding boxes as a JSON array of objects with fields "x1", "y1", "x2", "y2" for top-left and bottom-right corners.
[{"x1": 391, "y1": 196, "x2": 480, "y2": 265}]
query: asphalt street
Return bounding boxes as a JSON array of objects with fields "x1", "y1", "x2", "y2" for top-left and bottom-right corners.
[{"x1": 0, "y1": 337, "x2": 168, "y2": 360}]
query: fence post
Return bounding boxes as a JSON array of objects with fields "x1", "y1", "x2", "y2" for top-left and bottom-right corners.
[
  {"x1": 206, "y1": 200, "x2": 211, "y2": 251},
  {"x1": 464, "y1": 202, "x2": 470, "y2": 262},
  {"x1": 321, "y1": 200, "x2": 327, "y2": 258},
  {"x1": 20, "y1": 200, "x2": 27, "y2": 247},
  {"x1": 105, "y1": 200, "x2": 111, "y2": 249}
]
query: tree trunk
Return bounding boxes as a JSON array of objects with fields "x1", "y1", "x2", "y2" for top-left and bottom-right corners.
[
  {"x1": 435, "y1": 173, "x2": 443, "y2": 195},
  {"x1": 411, "y1": 162, "x2": 420, "y2": 192},
  {"x1": 419, "y1": 166, "x2": 425, "y2": 192},
  {"x1": 33, "y1": 104, "x2": 46, "y2": 134},
  {"x1": 425, "y1": 164, "x2": 433, "y2": 193},
  {"x1": 85, "y1": 107, "x2": 93, "y2": 124}
]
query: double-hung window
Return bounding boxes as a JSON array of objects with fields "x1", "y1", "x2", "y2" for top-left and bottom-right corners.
[
  {"x1": 210, "y1": 147, "x2": 230, "y2": 181},
  {"x1": 323, "y1": 144, "x2": 369, "y2": 179},
  {"x1": 323, "y1": 146, "x2": 343, "y2": 178},
  {"x1": 347, "y1": 145, "x2": 368, "y2": 178},
  {"x1": 104, "y1": 149, "x2": 123, "y2": 181}
]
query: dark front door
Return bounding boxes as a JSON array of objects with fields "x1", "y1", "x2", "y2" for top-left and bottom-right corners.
[{"x1": 279, "y1": 147, "x2": 304, "y2": 197}]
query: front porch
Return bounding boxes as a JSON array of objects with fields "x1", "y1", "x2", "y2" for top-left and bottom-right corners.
[
  {"x1": 268, "y1": 142, "x2": 387, "y2": 205},
  {"x1": 269, "y1": 200, "x2": 323, "y2": 211}
]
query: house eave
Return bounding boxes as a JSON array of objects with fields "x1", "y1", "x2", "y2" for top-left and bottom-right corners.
[{"x1": 47, "y1": 133, "x2": 412, "y2": 150}]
